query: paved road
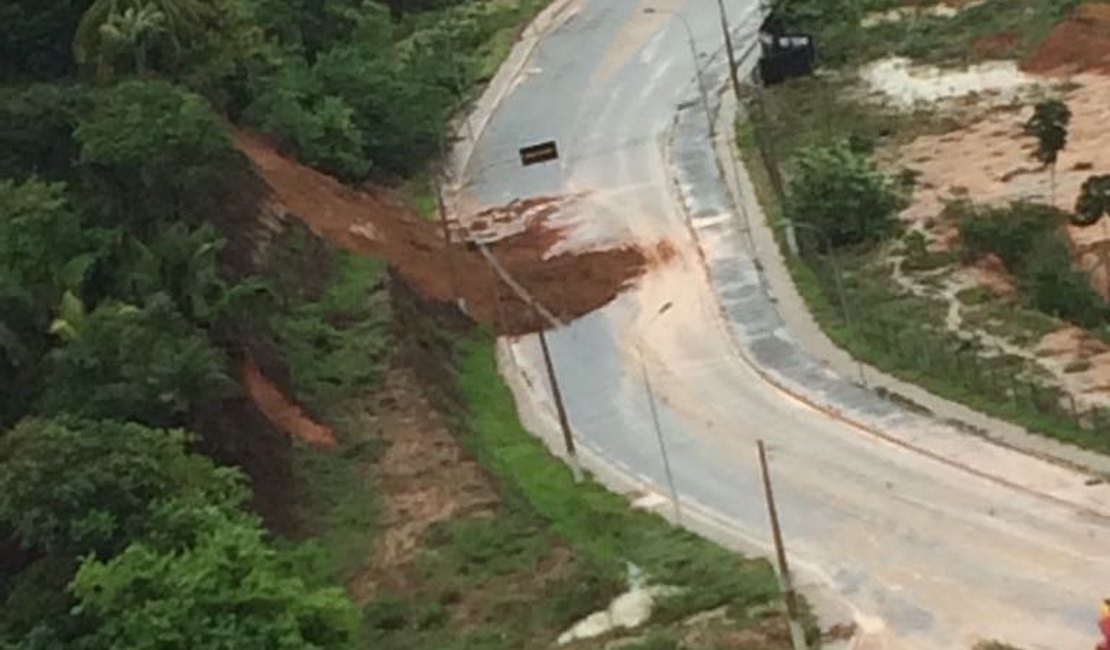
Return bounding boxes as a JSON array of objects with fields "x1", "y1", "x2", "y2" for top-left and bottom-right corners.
[{"x1": 456, "y1": 1, "x2": 1110, "y2": 648}]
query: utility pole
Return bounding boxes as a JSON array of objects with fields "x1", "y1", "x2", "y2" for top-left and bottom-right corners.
[
  {"x1": 538, "y1": 327, "x2": 583, "y2": 483},
  {"x1": 757, "y1": 440, "x2": 808, "y2": 650},
  {"x1": 638, "y1": 347, "x2": 681, "y2": 523},
  {"x1": 714, "y1": 0, "x2": 790, "y2": 239},
  {"x1": 715, "y1": 0, "x2": 744, "y2": 103},
  {"x1": 435, "y1": 133, "x2": 463, "y2": 310}
]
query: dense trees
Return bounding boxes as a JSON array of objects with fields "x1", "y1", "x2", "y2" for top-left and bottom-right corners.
[
  {"x1": 0, "y1": 419, "x2": 354, "y2": 648},
  {"x1": 1, "y1": 0, "x2": 523, "y2": 647},
  {"x1": 0, "y1": 419, "x2": 241, "y2": 556},
  {"x1": 72, "y1": 512, "x2": 356, "y2": 650}
]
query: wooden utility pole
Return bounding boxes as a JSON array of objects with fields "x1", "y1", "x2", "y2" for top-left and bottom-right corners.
[
  {"x1": 757, "y1": 440, "x2": 808, "y2": 650},
  {"x1": 538, "y1": 327, "x2": 583, "y2": 482},
  {"x1": 715, "y1": 0, "x2": 744, "y2": 103},
  {"x1": 638, "y1": 347, "x2": 681, "y2": 523},
  {"x1": 434, "y1": 132, "x2": 463, "y2": 308},
  {"x1": 714, "y1": 0, "x2": 789, "y2": 240}
]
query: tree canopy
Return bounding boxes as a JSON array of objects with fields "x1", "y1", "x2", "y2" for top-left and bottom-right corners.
[
  {"x1": 787, "y1": 141, "x2": 904, "y2": 249},
  {"x1": 1025, "y1": 99, "x2": 1071, "y2": 169},
  {"x1": 0, "y1": 418, "x2": 244, "y2": 556},
  {"x1": 72, "y1": 508, "x2": 356, "y2": 650},
  {"x1": 0, "y1": 0, "x2": 522, "y2": 647}
]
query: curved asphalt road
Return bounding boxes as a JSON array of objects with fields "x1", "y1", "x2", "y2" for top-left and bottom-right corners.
[{"x1": 455, "y1": 2, "x2": 1110, "y2": 648}]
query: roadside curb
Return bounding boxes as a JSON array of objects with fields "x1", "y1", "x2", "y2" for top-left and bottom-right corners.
[
  {"x1": 444, "y1": 1, "x2": 866, "y2": 642},
  {"x1": 447, "y1": 0, "x2": 580, "y2": 188},
  {"x1": 664, "y1": 43, "x2": 1110, "y2": 523}
]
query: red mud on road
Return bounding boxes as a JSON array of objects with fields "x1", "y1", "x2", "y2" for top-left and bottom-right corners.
[{"x1": 233, "y1": 128, "x2": 653, "y2": 335}]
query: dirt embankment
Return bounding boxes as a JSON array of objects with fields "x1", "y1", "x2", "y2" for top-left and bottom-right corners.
[
  {"x1": 1022, "y1": 3, "x2": 1110, "y2": 74},
  {"x1": 232, "y1": 129, "x2": 651, "y2": 336}
]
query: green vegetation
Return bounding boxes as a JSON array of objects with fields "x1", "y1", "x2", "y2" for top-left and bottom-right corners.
[
  {"x1": 739, "y1": 0, "x2": 1110, "y2": 455},
  {"x1": 271, "y1": 249, "x2": 392, "y2": 413},
  {"x1": 958, "y1": 202, "x2": 1105, "y2": 327},
  {"x1": 1, "y1": 0, "x2": 569, "y2": 648},
  {"x1": 778, "y1": 0, "x2": 1087, "y2": 66},
  {"x1": 788, "y1": 142, "x2": 904, "y2": 248},
  {"x1": 1075, "y1": 174, "x2": 1110, "y2": 226}
]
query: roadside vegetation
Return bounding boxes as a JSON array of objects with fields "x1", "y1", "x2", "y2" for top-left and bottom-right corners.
[{"x1": 741, "y1": 0, "x2": 1110, "y2": 454}]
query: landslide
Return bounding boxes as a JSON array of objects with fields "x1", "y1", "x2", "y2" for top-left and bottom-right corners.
[{"x1": 233, "y1": 129, "x2": 649, "y2": 335}]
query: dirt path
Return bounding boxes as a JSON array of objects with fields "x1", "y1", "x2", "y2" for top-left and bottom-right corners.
[{"x1": 351, "y1": 366, "x2": 501, "y2": 600}]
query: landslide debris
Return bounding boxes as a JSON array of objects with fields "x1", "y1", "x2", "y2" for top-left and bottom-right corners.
[{"x1": 233, "y1": 128, "x2": 649, "y2": 335}]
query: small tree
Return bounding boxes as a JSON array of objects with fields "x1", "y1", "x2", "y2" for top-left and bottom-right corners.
[
  {"x1": 1025, "y1": 99, "x2": 1071, "y2": 206},
  {"x1": 788, "y1": 141, "x2": 903, "y2": 249},
  {"x1": 1073, "y1": 174, "x2": 1110, "y2": 295}
]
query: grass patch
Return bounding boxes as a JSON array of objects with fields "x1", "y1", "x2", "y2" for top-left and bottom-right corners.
[
  {"x1": 956, "y1": 286, "x2": 992, "y2": 306},
  {"x1": 455, "y1": 335, "x2": 784, "y2": 623},
  {"x1": 755, "y1": 74, "x2": 952, "y2": 165},
  {"x1": 398, "y1": 172, "x2": 439, "y2": 220},
  {"x1": 961, "y1": 300, "x2": 1059, "y2": 346},
  {"x1": 291, "y1": 434, "x2": 381, "y2": 585},
  {"x1": 792, "y1": 0, "x2": 1087, "y2": 67},
  {"x1": 272, "y1": 250, "x2": 392, "y2": 414},
  {"x1": 473, "y1": 0, "x2": 551, "y2": 82}
]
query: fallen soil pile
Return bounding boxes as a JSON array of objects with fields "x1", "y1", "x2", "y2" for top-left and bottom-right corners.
[
  {"x1": 1023, "y1": 3, "x2": 1110, "y2": 74},
  {"x1": 233, "y1": 129, "x2": 649, "y2": 335}
]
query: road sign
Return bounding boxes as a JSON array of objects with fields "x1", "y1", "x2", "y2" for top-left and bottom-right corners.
[{"x1": 519, "y1": 140, "x2": 559, "y2": 166}]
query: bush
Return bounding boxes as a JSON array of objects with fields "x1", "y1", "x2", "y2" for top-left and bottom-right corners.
[
  {"x1": 958, "y1": 201, "x2": 1105, "y2": 328},
  {"x1": 788, "y1": 141, "x2": 904, "y2": 249},
  {"x1": 958, "y1": 201, "x2": 1063, "y2": 272},
  {"x1": 1021, "y1": 238, "x2": 1105, "y2": 328},
  {"x1": 271, "y1": 252, "x2": 390, "y2": 411}
]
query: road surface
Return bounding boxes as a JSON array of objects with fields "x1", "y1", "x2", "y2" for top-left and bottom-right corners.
[{"x1": 455, "y1": 1, "x2": 1110, "y2": 648}]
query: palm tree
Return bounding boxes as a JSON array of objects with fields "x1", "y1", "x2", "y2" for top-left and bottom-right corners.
[
  {"x1": 1025, "y1": 99, "x2": 1071, "y2": 206},
  {"x1": 97, "y1": 5, "x2": 167, "y2": 76},
  {"x1": 73, "y1": 0, "x2": 213, "y2": 79}
]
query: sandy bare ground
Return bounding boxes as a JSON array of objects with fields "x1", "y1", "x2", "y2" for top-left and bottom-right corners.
[{"x1": 871, "y1": 4, "x2": 1110, "y2": 410}]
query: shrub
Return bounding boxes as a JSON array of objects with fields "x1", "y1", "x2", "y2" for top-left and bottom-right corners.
[
  {"x1": 958, "y1": 201, "x2": 1064, "y2": 272},
  {"x1": 788, "y1": 141, "x2": 904, "y2": 249},
  {"x1": 1021, "y1": 238, "x2": 1105, "y2": 328}
]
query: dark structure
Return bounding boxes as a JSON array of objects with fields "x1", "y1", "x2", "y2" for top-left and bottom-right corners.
[{"x1": 756, "y1": 16, "x2": 817, "y2": 86}]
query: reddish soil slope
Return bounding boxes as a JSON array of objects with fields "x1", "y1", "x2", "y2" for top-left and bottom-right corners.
[{"x1": 232, "y1": 128, "x2": 649, "y2": 335}]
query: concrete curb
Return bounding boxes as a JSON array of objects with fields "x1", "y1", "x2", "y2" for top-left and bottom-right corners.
[
  {"x1": 665, "y1": 35, "x2": 1110, "y2": 522},
  {"x1": 447, "y1": 0, "x2": 581, "y2": 187}
]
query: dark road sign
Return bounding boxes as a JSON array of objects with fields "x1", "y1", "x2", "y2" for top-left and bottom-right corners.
[{"x1": 519, "y1": 140, "x2": 559, "y2": 166}]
